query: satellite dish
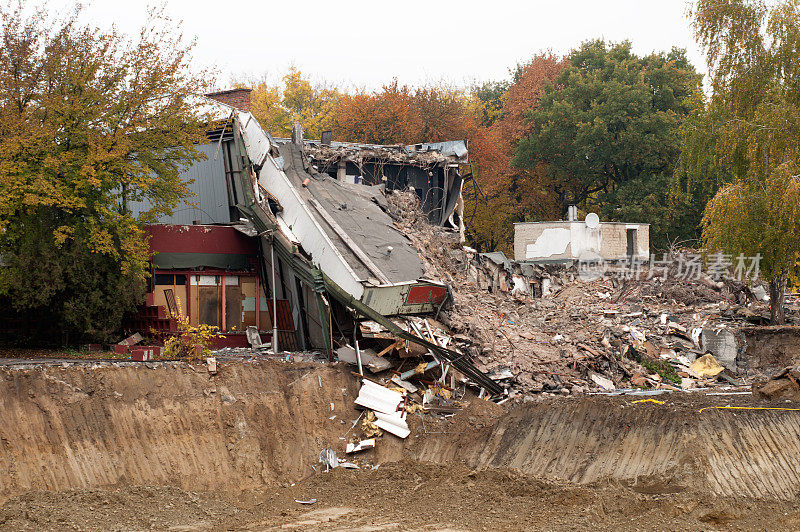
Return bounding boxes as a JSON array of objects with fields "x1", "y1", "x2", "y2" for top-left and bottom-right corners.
[{"x1": 585, "y1": 212, "x2": 600, "y2": 229}]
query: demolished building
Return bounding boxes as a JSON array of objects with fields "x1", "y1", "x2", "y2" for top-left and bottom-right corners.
[
  {"x1": 277, "y1": 137, "x2": 467, "y2": 235},
  {"x1": 122, "y1": 88, "x2": 501, "y2": 394}
]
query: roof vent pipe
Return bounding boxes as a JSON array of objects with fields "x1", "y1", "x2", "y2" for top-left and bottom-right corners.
[{"x1": 567, "y1": 205, "x2": 578, "y2": 222}]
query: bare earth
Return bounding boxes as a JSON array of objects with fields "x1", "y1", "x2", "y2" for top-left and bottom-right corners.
[
  {"x1": 2, "y1": 360, "x2": 800, "y2": 531},
  {"x1": 2, "y1": 460, "x2": 799, "y2": 531}
]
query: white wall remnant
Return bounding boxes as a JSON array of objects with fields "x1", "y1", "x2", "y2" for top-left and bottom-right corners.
[
  {"x1": 515, "y1": 220, "x2": 650, "y2": 262},
  {"x1": 525, "y1": 228, "x2": 571, "y2": 259}
]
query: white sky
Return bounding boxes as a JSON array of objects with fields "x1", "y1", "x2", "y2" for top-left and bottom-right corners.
[{"x1": 52, "y1": 0, "x2": 708, "y2": 91}]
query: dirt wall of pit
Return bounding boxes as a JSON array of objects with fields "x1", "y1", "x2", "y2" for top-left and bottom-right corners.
[
  {"x1": 415, "y1": 397, "x2": 800, "y2": 500},
  {"x1": 3, "y1": 362, "x2": 800, "y2": 503},
  {"x1": 0, "y1": 361, "x2": 394, "y2": 502}
]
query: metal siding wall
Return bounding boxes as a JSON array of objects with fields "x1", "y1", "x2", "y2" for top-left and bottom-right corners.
[{"x1": 128, "y1": 143, "x2": 231, "y2": 225}]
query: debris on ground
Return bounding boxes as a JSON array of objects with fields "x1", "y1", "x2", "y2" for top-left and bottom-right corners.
[
  {"x1": 318, "y1": 447, "x2": 338, "y2": 472},
  {"x1": 753, "y1": 365, "x2": 800, "y2": 401},
  {"x1": 345, "y1": 439, "x2": 375, "y2": 454},
  {"x1": 328, "y1": 190, "x2": 783, "y2": 408}
]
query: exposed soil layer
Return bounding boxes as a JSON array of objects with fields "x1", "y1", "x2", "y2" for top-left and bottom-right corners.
[
  {"x1": 0, "y1": 360, "x2": 387, "y2": 499},
  {"x1": 415, "y1": 393, "x2": 800, "y2": 500},
  {"x1": 2, "y1": 462, "x2": 799, "y2": 531},
  {"x1": 2, "y1": 361, "x2": 800, "y2": 529}
]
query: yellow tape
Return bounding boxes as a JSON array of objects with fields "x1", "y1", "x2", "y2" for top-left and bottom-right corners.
[
  {"x1": 632, "y1": 399, "x2": 666, "y2": 405},
  {"x1": 699, "y1": 406, "x2": 800, "y2": 413}
]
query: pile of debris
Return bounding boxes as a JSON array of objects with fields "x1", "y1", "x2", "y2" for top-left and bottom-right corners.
[{"x1": 366, "y1": 190, "x2": 779, "y2": 399}]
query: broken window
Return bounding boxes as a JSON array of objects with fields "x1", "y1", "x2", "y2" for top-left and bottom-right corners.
[
  {"x1": 153, "y1": 273, "x2": 187, "y2": 317},
  {"x1": 225, "y1": 276, "x2": 243, "y2": 331},
  {"x1": 195, "y1": 275, "x2": 222, "y2": 329},
  {"x1": 189, "y1": 274, "x2": 267, "y2": 331}
]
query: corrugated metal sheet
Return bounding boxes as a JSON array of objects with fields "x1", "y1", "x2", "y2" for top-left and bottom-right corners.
[{"x1": 128, "y1": 143, "x2": 232, "y2": 225}]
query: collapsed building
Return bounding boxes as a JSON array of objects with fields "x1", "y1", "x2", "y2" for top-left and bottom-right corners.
[{"x1": 122, "y1": 88, "x2": 500, "y2": 393}]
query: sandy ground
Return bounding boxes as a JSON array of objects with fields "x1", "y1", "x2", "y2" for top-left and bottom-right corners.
[{"x1": 2, "y1": 460, "x2": 799, "y2": 531}]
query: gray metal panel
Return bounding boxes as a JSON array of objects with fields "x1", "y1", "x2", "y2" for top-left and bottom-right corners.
[{"x1": 128, "y1": 143, "x2": 231, "y2": 225}]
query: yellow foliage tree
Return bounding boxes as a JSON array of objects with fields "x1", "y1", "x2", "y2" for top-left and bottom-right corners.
[
  {"x1": 238, "y1": 67, "x2": 340, "y2": 139},
  {"x1": 694, "y1": 0, "x2": 800, "y2": 323},
  {"x1": 0, "y1": 4, "x2": 211, "y2": 341}
]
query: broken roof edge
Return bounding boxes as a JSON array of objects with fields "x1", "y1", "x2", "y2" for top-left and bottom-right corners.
[
  {"x1": 273, "y1": 137, "x2": 468, "y2": 164},
  {"x1": 230, "y1": 110, "x2": 449, "y2": 313}
]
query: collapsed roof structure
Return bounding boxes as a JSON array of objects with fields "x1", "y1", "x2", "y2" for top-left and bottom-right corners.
[{"x1": 206, "y1": 99, "x2": 502, "y2": 394}]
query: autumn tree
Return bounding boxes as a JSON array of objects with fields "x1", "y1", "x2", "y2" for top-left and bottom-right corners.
[
  {"x1": 464, "y1": 55, "x2": 564, "y2": 253},
  {"x1": 241, "y1": 67, "x2": 340, "y2": 139},
  {"x1": 670, "y1": 94, "x2": 735, "y2": 247},
  {"x1": 513, "y1": 41, "x2": 701, "y2": 249},
  {"x1": 693, "y1": 0, "x2": 800, "y2": 323},
  {"x1": 0, "y1": 4, "x2": 211, "y2": 342},
  {"x1": 334, "y1": 80, "x2": 421, "y2": 144}
]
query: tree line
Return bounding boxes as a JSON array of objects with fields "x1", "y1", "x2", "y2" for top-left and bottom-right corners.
[{"x1": 237, "y1": 45, "x2": 705, "y2": 254}]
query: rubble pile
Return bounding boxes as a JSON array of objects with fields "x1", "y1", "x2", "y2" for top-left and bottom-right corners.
[
  {"x1": 373, "y1": 190, "x2": 783, "y2": 398},
  {"x1": 305, "y1": 143, "x2": 456, "y2": 171}
]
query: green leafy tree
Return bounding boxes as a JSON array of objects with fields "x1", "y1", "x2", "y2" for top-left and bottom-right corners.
[
  {"x1": 512, "y1": 40, "x2": 701, "y2": 249},
  {"x1": 693, "y1": 0, "x2": 800, "y2": 323},
  {"x1": 0, "y1": 4, "x2": 212, "y2": 342}
]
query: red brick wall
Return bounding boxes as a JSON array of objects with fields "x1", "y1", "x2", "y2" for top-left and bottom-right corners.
[{"x1": 205, "y1": 88, "x2": 252, "y2": 112}]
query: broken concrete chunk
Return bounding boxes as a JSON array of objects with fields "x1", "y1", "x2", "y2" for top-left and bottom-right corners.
[
  {"x1": 245, "y1": 326, "x2": 263, "y2": 348},
  {"x1": 117, "y1": 333, "x2": 143, "y2": 346},
  {"x1": 753, "y1": 374, "x2": 800, "y2": 401},
  {"x1": 700, "y1": 328, "x2": 737, "y2": 371},
  {"x1": 336, "y1": 345, "x2": 392, "y2": 373}
]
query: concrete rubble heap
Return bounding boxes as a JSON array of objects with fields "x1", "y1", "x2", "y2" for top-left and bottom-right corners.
[{"x1": 339, "y1": 190, "x2": 796, "y2": 403}]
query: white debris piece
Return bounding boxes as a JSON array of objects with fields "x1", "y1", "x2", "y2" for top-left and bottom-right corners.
[
  {"x1": 245, "y1": 326, "x2": 263, "y2": 347},
  {"x1": 590, "y1": 373, "x2": 615, "y2": 391},
  {"x1": 354, "y1": 379, "x2": 405, "y2": 414},
  {"x1": 354, "y1": 380, "x2": 410, "y2": 439},
  {"x1": 346, "y1": 438, "x2": 376, "y2": 454},
  {"x1": 372, "y1": 411, "x2": 410, "y2": 439},
  {"x1": 319, "y1": 447, "x2": 338, "y2": 471}
]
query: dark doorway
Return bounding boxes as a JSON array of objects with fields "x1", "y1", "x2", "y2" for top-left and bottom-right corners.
[{"x1": 626, "y1": 229, "x2": 637, "y2": 258}]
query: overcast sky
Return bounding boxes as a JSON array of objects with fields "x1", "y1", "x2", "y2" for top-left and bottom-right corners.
[{"x1": 55, "y1": 0, "x2": 707, "y2": 91}]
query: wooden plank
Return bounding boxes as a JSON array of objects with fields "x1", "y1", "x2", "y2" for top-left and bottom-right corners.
[{"x1": 375, "y1": 340, "x2": 402, "y2": 358}]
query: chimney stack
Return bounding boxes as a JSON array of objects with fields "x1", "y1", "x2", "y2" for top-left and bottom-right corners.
[{"x1": 205, "y1": 88, "x2": 252, "y2": 112}]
